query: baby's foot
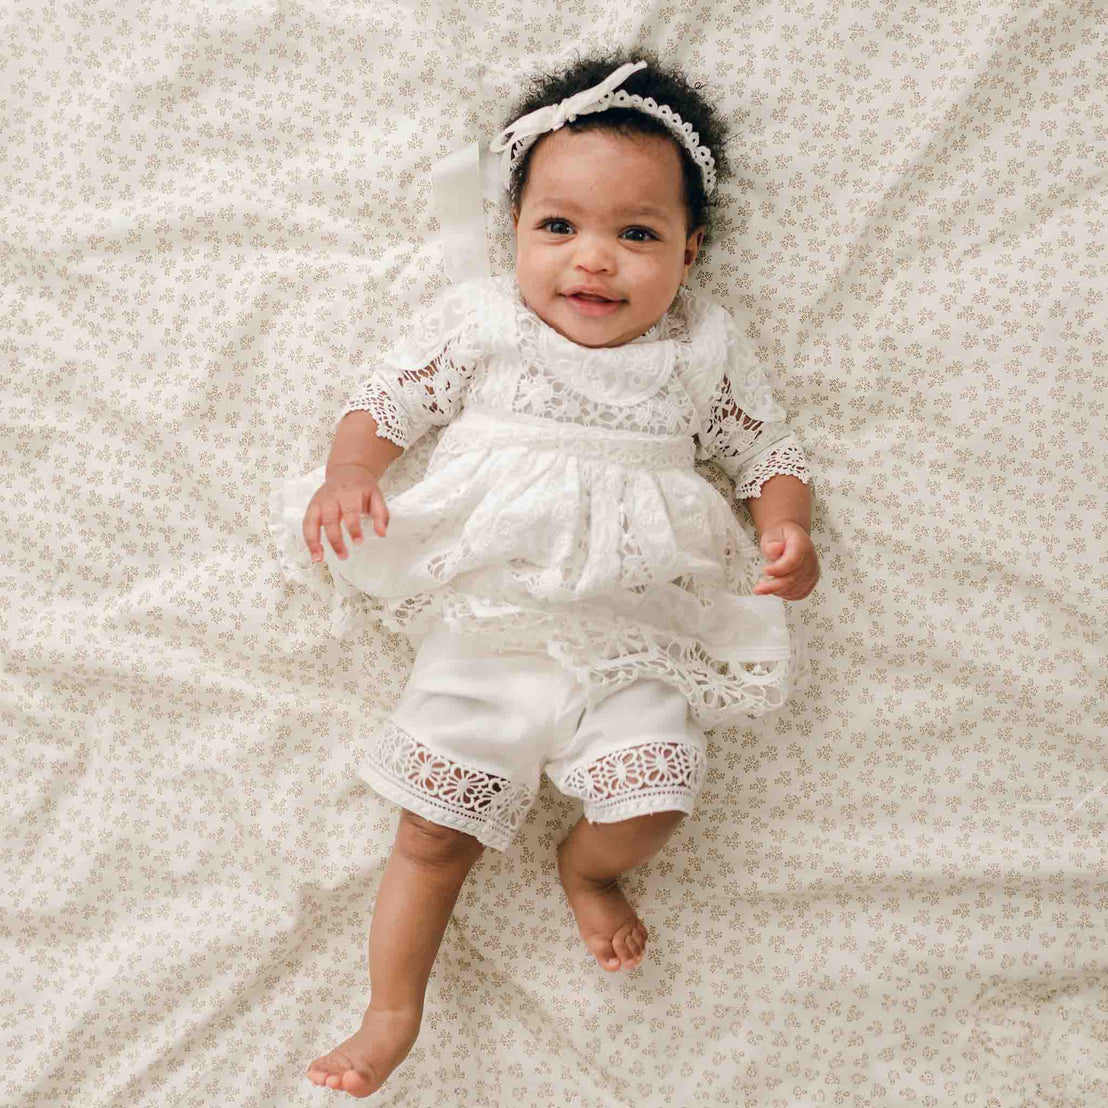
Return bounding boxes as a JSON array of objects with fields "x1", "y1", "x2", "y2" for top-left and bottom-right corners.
[
  {"x1": 557, "y1": 843, "x2": 649, "y2": 972},
  {"x1": 306, "y1": 1005, "x2": 421, "y2": 1098}
]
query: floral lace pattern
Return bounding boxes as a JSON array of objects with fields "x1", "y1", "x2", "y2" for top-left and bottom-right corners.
[
  {"x1": 382, "y1": 588, "x2": 799, "y2": 731},
  {"x1": 557, "y1": 740, "x2": 708, "y2": 823},
  {"x1": 279, "y1": 274, "x2": 814, "y2": 729},
  {"x1": 341, "y1": 275, "x2": 811, "y2": 499},
  {"x1": 362, "y1": 719, "x2": 536, "y2": 852},
  {"x1": 359, "y1": 722, "x2": 706, "y2": 850},
  {"x1": 343, "y1": 344, "x2": 476, "y2": 448},
  {"x1": 734, "y1": 440, "x2": 814, "y2": 500}
]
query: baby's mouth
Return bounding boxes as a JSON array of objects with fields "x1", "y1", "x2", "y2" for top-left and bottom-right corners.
[{"x1": 563, "y1": 291, "x2": 624, "y2": 315}]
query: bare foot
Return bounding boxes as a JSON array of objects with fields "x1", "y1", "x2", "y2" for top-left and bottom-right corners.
[
  {"x1": 306, "y1": 1006, "x2": 421, "y2": 1098},
  {"x1": 556, "y1": 842, "x2": 649, "y2": 972}
]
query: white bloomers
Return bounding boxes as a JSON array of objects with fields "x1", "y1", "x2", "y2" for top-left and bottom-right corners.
[{"x1": 361, "y1": 623, "x2": 709, "y2": 851}]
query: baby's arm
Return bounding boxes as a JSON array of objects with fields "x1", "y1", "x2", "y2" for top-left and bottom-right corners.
[
  {"x1": 303, "y1": 410, "x2": 405, "y2": 562},
  {"x1": 327, "y1": 410, "x2": 405, "y2": 480},
  {"x1": 744, "y1": 474, "x2": 810, "y2": 535},
  {"x1": 694, "y1": 387, "x2": 817, "y2": 597},
  {"x1": 744, "y1": 476, "x2": 819, "y2": 600}
]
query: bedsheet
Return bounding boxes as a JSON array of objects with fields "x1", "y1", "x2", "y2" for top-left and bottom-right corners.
[{"x1": 3, "y1": 1, "x2": 1106, "y2": 1105}]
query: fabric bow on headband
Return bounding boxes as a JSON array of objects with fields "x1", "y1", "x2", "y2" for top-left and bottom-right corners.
[
  {"x1": 430, "y1": 60, "x2": 716, "y2": 284},
  {"x1": 487, "y1": 60, "x2": 649, "y2": 191}
]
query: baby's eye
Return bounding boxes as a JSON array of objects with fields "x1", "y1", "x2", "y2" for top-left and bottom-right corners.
[
  {"x1": 621, "y1": 226, "x2": 658, "y2": 242},
  {"x1": 541, "y1": 219, "x2": 574, "y2": 235}
]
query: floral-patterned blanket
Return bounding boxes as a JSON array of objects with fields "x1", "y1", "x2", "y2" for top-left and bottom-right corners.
[{"x1": 4, "y1": 2, "x2": 1104, "y2": 1105}]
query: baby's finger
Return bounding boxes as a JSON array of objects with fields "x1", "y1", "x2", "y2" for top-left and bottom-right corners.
[
  {"x1": 319, "y1": 504, "x2": 349, "y2": 560},
  {"x1": 337, "y1": 493, "x2": 365, "y2": 545},
  {"x1": 369, "y1": 485, "x2": 390, "y2": 536},
  {"x1": 764, "y1": 551, "x2": 796, "y2": 575},
  {"x1": 302, "y1": 502, "x2": 325, "y2": 563},
  {"x1": 762, "y1": 538, "x2": 786, "y2": 560}
]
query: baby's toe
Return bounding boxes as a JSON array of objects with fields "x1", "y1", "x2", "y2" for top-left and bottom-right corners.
[
  {"x1": 588, "y1": 936, "x2": 621, "y2": 971},
  {"x1": 307, "y1": 1051, "x2": 352, "y2": 1087},
  {"x1": 613, "y1": 922, "x2": 647, "y2": 967}
]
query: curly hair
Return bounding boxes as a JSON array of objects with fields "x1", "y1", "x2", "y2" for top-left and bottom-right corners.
[{"x1": 502, "y1": 49, "x2": 730, "y2": 243}]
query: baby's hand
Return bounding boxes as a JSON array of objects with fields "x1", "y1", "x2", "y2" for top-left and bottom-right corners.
[
  {"x1": 752, "y1": 521, "x2": 819, "y2": 601},
  {"x1": 302, "y1": 464, "x2": 390, "y2": 563}
]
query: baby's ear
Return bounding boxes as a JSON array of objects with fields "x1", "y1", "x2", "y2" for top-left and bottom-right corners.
[{"x1": 684, "y1": 226, "x2": 705, "y2": 270}]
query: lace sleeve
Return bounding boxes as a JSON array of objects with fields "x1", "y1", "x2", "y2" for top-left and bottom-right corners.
[
  {"x1": 696, "y1": 371, "x2": 812, "y2": 500},
  {"x1": 339, "y1": 279, "x2": 490, "y2": 448},
  {"x1": 341, "y1": 344, "x2": 477, "y2": 449}
]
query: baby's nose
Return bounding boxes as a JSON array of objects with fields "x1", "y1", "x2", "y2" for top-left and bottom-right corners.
[{"x1": 572, "y1": 234, "x2": 615, "y2": 273}]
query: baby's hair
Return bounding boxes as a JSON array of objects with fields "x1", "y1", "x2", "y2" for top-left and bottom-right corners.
[{"x1": 503, "y1": 49, "x2": 731, "y2": 245}]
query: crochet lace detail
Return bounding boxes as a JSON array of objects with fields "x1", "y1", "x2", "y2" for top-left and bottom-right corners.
[
  {"x1": 694, "y1": 356, "x2": 811, "y2": 499},
  {"x1": 735, "y1": 441, "x2": 812, "y2": 500},
  {"x1": 387, "y1": 591, "x2": 797, "y2": 730},
  {"x1": 344, "y1": 346, "x2": 473, "y2": 448},
  {"x1": 362, "y1": 719, "x2": 536, "y2": 852},
  {"x1": 360, "y1": 718, "x2": 707, "y2": 850},
  {"x1": 558, "y1": 740, "x2": 707, "y2": 822}
]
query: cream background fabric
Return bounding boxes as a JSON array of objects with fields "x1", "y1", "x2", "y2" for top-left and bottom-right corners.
[{"x1": 3, "y1": 2, "x2": 1106, "y2": 1106}]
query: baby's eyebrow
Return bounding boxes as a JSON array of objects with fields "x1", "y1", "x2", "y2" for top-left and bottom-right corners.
[
  {"x1": 531, "y1": 198, "x2": 675, "y2": 222},
  {"x1": 618, "y1": 205, "x2": 672, "y2": 221}
]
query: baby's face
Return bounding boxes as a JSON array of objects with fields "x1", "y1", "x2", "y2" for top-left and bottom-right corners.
[{"x1": 512, "y1": 128, "x2": 703, "y2": 348}]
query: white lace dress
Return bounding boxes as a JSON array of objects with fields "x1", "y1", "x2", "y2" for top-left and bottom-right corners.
[{"x1": 269, "y1": 275, "x2": 812, "y2": 730}]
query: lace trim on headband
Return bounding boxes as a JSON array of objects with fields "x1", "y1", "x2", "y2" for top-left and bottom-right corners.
[
  {"x1": 493, "y1": 60, "x2": 717, "y2": 196},
  {"x1": 505, "y1": 92, "x2": 717, "y2": 197}
]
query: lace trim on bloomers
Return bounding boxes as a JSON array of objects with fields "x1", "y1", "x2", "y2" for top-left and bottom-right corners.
[
  {"x1": 557, "y1": 741, "x2": 707, "y2": 824},
  {"x1": 361, "y1": 719, "x2": 537, "y2": 852},
  {"x1": 360, "y1": 720, "x2": 706, "y2": 851}
]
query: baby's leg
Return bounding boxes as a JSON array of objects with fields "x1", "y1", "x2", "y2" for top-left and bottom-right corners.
[
  {"x1": 307, "y1": 810, "x2": 485, "y2": 1098},
  {"x1": 556, "y1": 809, "x2": 685, "y2": 972}
]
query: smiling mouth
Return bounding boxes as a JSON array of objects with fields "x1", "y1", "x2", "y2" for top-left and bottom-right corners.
[{"x1": 563, "y1": 292, "x2": 624, "y2": 315}]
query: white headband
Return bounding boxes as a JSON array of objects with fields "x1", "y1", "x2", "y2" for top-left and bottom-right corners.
[
  {"x1": 489, "y1": 60, "x2": 717, "y2": 197},
  {"x1": 428, "y1": 60, "x2": 718, "y2": 285}
]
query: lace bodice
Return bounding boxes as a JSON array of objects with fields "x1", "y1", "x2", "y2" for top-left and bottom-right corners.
[
  {"x1": 269, "y1": 273, "x2": 813, "y2": 729},
  {"x1": 342, "y1": 275, "x2": 810, "y2": 503}
]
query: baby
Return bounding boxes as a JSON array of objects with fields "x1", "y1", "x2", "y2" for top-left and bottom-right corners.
[{"x1": 270, "y1": 51, "x2": 819, "y2": 1097}]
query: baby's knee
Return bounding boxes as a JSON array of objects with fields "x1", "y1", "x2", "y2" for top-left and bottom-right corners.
[
  {"x1": 639, "y1": 808, "x2": 686, "y2": 831},
  {"x1": 396, "y1": 809, "x2": 485, "y2": 867},
  {"x1": 603, "y1": 808, "x2": 686, "y2": 837}
]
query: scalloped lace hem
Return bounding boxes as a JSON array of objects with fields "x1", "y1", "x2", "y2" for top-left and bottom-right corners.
[
  {"x1": 360, "y1": 722, "x2": 708, "y2": 850},
  {"x1": 361, "y1": 719, "x2": 536, "y2": 851},
  {"x1": 416, "y1": 594, "x2": 803, "y2": 730},
  {"x1": 557, "y1": 740, "x2": 707, "y2": 823},
  {"x1": 735, "y1": 443, "x2": 812, "y2": 499}
]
